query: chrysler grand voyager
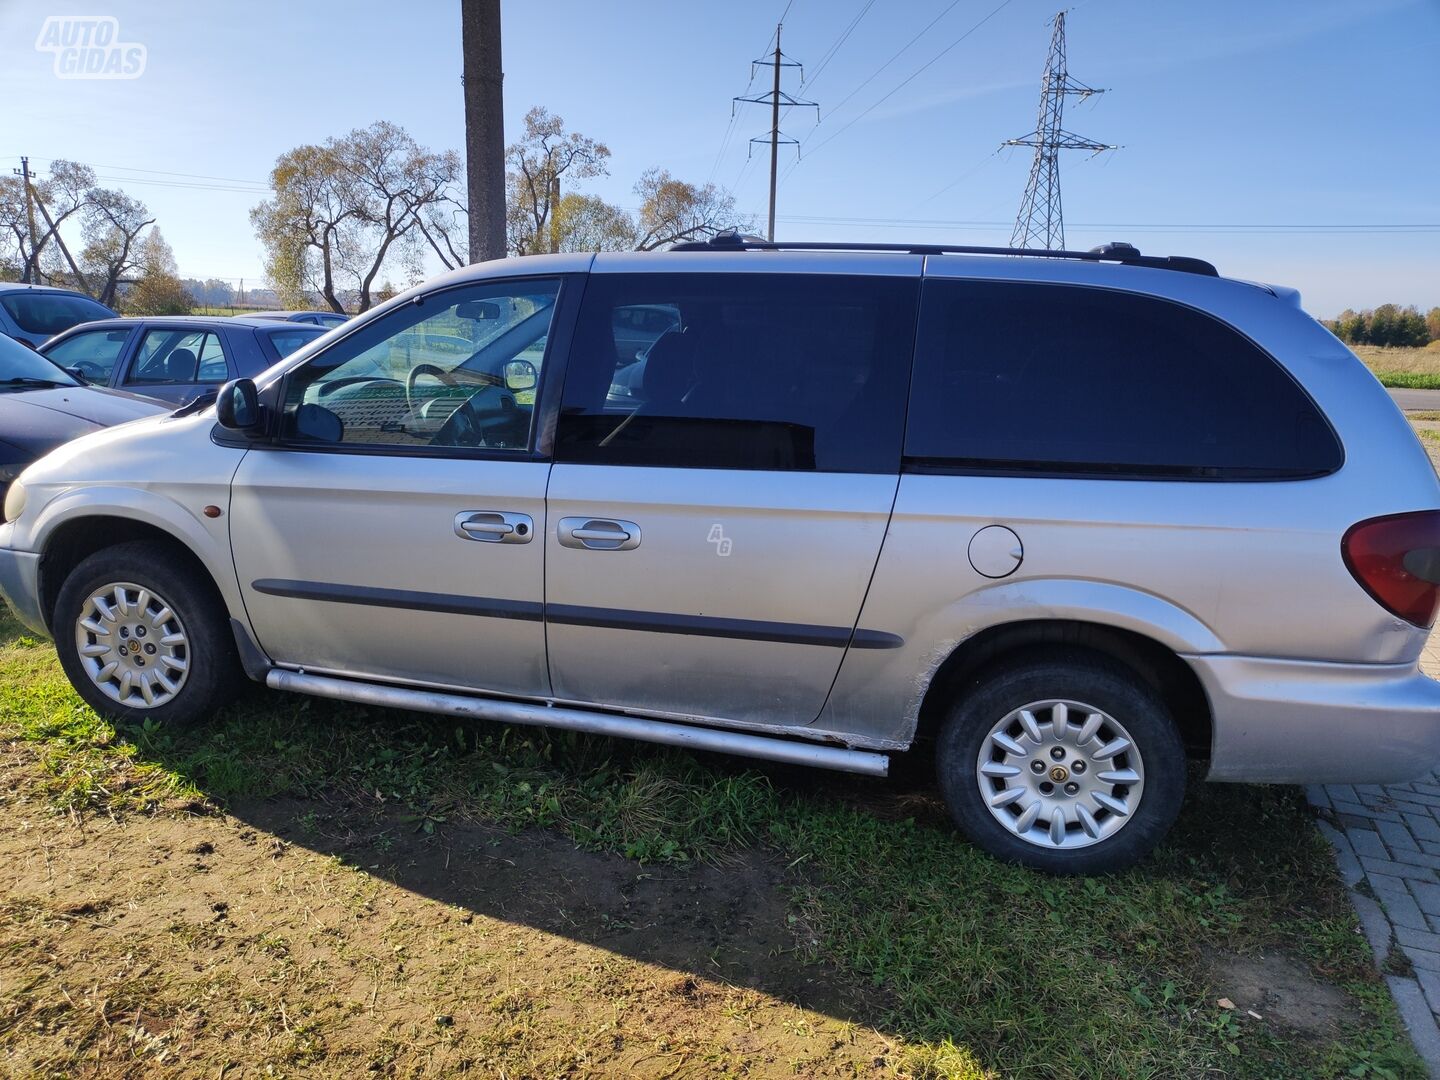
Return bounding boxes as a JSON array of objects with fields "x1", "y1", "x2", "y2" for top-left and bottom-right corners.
[{"x1": 3, "y1": 236, "x2": 1438, "y2": 873}]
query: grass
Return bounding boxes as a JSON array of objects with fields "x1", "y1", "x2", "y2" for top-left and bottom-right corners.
[
  {"x1": 0, "y1": 603, "x2": 1423, "y2": 1078},
  {"x1": 1352, "y1": 343, "x2": 1440, "y2": 390}
]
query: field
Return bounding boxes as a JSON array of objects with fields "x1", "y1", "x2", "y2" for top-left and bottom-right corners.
[
  {"x1": 0, "y1": 599, "x2": 1422, "y2": 1078},
  {"x1": 1352, "y1": 343, "x2": 1440, "y2": 389}
]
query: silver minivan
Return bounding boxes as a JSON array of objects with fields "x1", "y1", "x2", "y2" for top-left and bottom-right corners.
[{"x1": 3, "y1": 237, "x2": 1438, "y2": 873}]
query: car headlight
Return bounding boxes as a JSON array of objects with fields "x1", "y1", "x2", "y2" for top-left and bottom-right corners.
[{"x1": 3, "y1": 479, "x2": 26, "y2": 523}]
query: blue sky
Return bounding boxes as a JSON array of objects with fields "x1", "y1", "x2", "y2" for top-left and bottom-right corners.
[{"x1": 1, "y1": 0, "x2": 1436, "y2": 316}]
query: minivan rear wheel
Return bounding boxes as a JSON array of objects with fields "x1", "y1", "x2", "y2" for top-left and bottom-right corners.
[
  {"x1": 55, "y1": 540, "x2": 242, "y2": 727},
  {"x1": 936, "y1": 652, "x2": 1186, "y2": 874}
]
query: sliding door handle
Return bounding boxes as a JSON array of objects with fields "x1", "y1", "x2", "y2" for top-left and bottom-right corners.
[{"x1": 558, "y1": 516, "x2": 642, "y2": 551}]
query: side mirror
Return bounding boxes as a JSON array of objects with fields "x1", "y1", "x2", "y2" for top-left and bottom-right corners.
[
  {"x1": 503, "y1": 359, "x2": 538, "y2": 393},
  {"x1": 456, "y1": 300, "x2": 501, "y2": 321},
  {"x1": 215, "y1": 378, "x2": 261, "y2": 431}
]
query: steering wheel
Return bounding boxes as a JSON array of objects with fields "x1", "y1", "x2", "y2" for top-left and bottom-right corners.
[
  {"x1": 71, "y1": 360, "x2": 107, "y2": 382},
  {"x1": 405, "y1": 363, "x2": 459, "y2": 417}
]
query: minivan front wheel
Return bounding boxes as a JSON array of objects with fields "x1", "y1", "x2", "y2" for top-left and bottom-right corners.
[
  {"x1": 936, "y1": 653, "x2": 1186, "y2": 874},
  {"x1": 55, "y1": 540, "x2": 241, "y2": 727}
]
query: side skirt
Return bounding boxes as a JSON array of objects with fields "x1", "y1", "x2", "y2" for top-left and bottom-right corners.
[{"x1": 267, "y1": 669, "x2": 890, "y2": 778}]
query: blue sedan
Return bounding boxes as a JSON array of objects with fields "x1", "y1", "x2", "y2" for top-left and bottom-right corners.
[{"x1": 39, "y1": 316, "x2": 328, "y2": 405}]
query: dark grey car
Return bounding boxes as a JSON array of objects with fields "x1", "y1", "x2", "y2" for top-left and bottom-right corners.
[
  {"x1": 0, "y1": 283, "x2": 117, "y2": 347},
  {"x1": 0, "y1": 331, "x2": 164, "y2": 506},
  {"x1": 40, "y1": 316, "x2": 327, "y2": 405}
]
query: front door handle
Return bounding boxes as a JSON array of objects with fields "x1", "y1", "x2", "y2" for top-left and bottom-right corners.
[
  {"x1": 454, "y1": 511, "x2": 533, "y2": 544},
  {"x1": 558, "y1": 516, "x2": 642, "y2": 551}
]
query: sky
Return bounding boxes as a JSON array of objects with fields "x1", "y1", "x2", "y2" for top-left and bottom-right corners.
[{"x1": 1, "y1": 0, "x2": 1436, "y2": 317}]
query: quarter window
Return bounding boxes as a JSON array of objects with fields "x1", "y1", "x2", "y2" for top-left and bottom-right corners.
[
  {"x1": 905, "y1": 281, "x2": 1341, "y2": 478},
  {"x1": 278, "y1": 279, "x2": 561, "y2": 452},
  {"x1": 555, "y1": 273, "x2": 919, "y2": 473}
]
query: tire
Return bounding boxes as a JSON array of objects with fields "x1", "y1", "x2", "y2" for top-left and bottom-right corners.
[
  {"x1": 936, "y1": 650, "x2": 1186, "y2": 874},
  {"x1": 54, "y1": 540, "x2": 242, "y2": 727}
]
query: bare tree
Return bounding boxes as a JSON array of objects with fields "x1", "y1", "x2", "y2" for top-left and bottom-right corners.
[
  {"x1": 251, "y1": 122, "x2": 462, "y2": 313},
  {"x1": 79, "y1": 187, "x2": 154, "y2": 307},
  {"x1": 505, "y1": 107, "x2": 610, "y2": 256},
  {"x1": 461, "y1": 0, "x2": 504, "y2": 264},
  {"x1": 630, "y1": 169, "x2": 747, "y2": 250}
]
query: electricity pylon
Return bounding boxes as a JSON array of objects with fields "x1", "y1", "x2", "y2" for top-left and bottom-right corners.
[
  {"x1": 1004, "y1": 12, "x2": 1115, "y2": 250},
  {"x1": 734, "y1": 24, "x2": 817, "y2": 241}
]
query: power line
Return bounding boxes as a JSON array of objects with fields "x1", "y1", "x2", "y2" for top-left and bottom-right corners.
[
  {"x1": 822, "y1": 0, "x2": 965, "y2": 122},
  {"x1": 801, "y1": 0, "x2": 877, "y2": 92},
  {"x1": 772, "y1": 213, "x2": 1440, "y2": 234},
  {"x1": 29, "y1": 155, "x2": 268, "y2": 186},
  {"x1": 800, "y1": 0, "x2": 1016, "y2": 164}
]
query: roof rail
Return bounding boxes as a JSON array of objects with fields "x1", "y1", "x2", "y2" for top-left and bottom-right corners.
[{"x1": 670, "y1": 232, "x2": 1219, "y2": 277}]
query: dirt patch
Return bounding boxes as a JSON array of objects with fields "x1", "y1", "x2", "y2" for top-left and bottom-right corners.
[
  {"x1": 0, "y1": 770, "x2": 894, "y2": 1077},
  {"x1": 1206, "y1": 949, "x2": 1361, "y2": 1035}
]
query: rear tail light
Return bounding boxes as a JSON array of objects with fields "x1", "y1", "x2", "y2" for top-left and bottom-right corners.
[{"x1": 1342, "y1": 510, "x2": 1440, "y2": 628}]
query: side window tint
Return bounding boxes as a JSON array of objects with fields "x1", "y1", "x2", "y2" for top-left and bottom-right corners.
[
  {"x1": 906, "y1": 281, "x2": 1342, "y2": 478},
  {"x1": 128, "y1": 329, "x2": 207, "y2": 384},
  {"x1": 279, "y1": 279, "x2": 561, "y2": 452},
  {"x1": 555, "y1": 274, "x2": 919, "y2": 473},
  {"x1": 44, "y1": 329, "x2": 129, "y2": 384}
]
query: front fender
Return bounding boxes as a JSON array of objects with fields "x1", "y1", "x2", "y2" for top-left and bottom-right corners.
[{"x1": 24, "y1": 484, "x2": 247, "y2": 631}]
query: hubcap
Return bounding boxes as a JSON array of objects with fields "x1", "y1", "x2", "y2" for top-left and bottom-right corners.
[
  {"x1": 73, "y1": 581, "x2": 190, "y2": 709},
  {"x1": 976, "y1": 699, "x2": 1145, "y2": 850}
]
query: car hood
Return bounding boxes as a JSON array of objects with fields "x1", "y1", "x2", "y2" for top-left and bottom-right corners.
[{"x1": 0, "y1": 385, "x2": 168, "y2": 457}]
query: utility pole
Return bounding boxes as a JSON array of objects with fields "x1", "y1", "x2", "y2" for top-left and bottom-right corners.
[
  {"x1": 1003, "y1": 12, "x2": 1116, "y2": 249},
  {"x1": 461, "y1": 0, "x2": 505, "y2": 263},
  {"x1": 13, "y1": 157, "x2": 40, "y2": 283},
  {"x1": 734, "y1": 25, "x2": 816, "y2": 241}
]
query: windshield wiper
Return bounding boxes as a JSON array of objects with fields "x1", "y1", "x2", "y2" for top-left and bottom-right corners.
[{"x1": 0, "y1": 377, "x2": 70, "y2": 389}]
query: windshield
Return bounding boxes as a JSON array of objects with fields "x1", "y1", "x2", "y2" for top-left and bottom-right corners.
[
  {"x1": 0, "y1": 291, "x2": 114, "y2": 336},
  {"x1": 0, "y1": 333, "x2": 79, "y2": 386}
]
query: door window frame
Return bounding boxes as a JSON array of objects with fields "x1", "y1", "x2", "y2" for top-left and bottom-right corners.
[{"x1": 236, "y1": 273, "x2": 585, "y2": 463}]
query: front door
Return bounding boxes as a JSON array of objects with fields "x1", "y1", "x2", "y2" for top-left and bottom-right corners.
[
  {"x1": 230, "y1": 275, "x2": 569, "y2": 697},
  {"x1": 544, "y1": 266, "x2": 921, "y2": 728}
]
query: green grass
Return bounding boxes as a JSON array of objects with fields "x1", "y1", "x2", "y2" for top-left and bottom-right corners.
[
  {"x1": 1374, "y1": 371, "x2": 1440, "y2": 390},
  {"x1": 0, "y1": 605, "x2": 1422, "y2": 1078},
  {"x1": 1350, "y1": 344, "x2": 1440, "y2": 389}
]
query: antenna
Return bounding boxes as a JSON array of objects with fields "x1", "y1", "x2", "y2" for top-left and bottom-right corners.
[{"x1": 1003, "y1": 12, "x2": 1116, "y2": 249}]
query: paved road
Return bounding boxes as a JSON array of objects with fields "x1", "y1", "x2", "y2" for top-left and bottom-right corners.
[
  {"x1": 1313, "y1": 634, "x2": 1440, "y2": 1073},
  {"x1": 1389, "y1": 387, "x2": 1440, "y2": 412}
]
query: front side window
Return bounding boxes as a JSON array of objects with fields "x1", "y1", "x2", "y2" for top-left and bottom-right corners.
[
  {"x1": 279, "y1": 278, "x2": 560, "y2": 452},
  {"x1": 906, "y1": 281, "x2": 1342, "y2": 478},
  {"x1": 127, "y1": 330, "x2": 227, "y2": 385},
  {"x1": 555, "y1": 273, "x2": 919, "y2": 473},
  {"x1": 44, "y1": 328, "x2": 130, "y2": 384}
]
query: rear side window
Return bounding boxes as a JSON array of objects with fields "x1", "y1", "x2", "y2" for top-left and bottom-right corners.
[
  {"x1": 906, "y1": 281, "x2": 1341, "y2": 478},
  {"x1": 127, "y1": 329, "x2": 227, "y2": 385},
  {"x1": 556, "y1": 273, "x2": 919, "y2": 473}
]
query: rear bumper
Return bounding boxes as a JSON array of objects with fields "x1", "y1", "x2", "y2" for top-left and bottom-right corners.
[
  {"x1": 0, "y1": 533, "x2": 46, "y2": 637},
  {"x1": 1194, "y1": 654, "x2": 1440, "y2": 784}
]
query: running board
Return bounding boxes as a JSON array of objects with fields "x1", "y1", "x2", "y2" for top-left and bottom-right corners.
[{"x1": 266, "y1": 669, "x2": 890, "y2": 777}]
